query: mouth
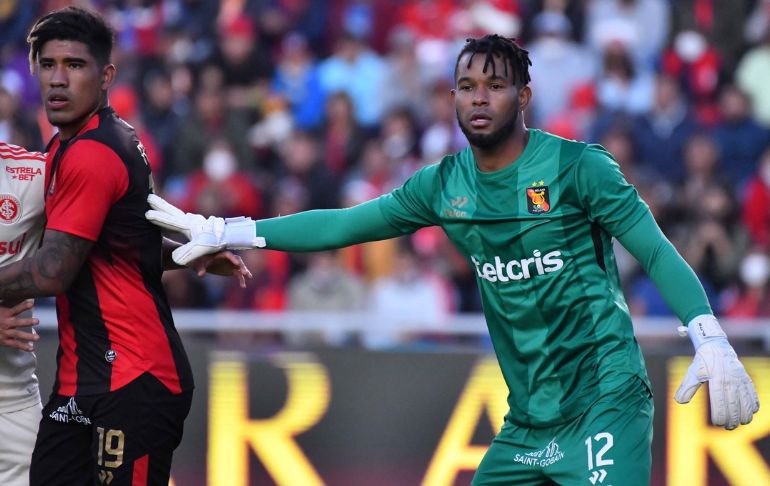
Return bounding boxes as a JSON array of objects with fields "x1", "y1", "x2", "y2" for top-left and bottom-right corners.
[
  {"x1": 47, "y1": 94, "x2": 69, "y2": 110},
  {"x1": 469, "y1": 113, "x2": 492, "y2": 128}
]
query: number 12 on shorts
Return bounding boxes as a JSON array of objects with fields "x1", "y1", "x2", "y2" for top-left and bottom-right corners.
[{"x1": 585, "y1": 432, "x2": 614, "y2": 484}]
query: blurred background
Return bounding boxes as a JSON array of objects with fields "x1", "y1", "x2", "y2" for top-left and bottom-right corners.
[{"x1": 6, "y1": 1, "x2": 770, "y2": 485}]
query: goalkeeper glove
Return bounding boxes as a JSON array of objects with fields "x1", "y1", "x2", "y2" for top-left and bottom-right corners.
[
  {"x1": 145, "y1": 194, "x2": 265, "y2": 265},
  {"x1": 674, "y1": 315, "x2": 760, "y2": 430}
]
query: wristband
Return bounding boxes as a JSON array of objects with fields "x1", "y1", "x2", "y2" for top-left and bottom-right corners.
[
  {"x1": 223, "y1": 217, "x2": 266, "y2": 248},
  {"x1": 677, "y1": 314, "x2": 726, "y2": 350}
]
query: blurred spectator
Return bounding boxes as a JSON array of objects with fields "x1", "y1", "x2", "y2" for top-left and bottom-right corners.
[
  {"x1": 742, "y1": 147, "x2": 770, "y2": 250},
  {"x1": 675, "y1": 183, "x2": 748, "y2": 292},
  {"x1": 277, "y1": 130, "x2": 340, "y2": 210},
  {"x1": 670, "y1": 0, "x2": 751, "y2": 75},
  {"x1": 171, "y1": 84, "x2": 253, "y2": 182},
  {"x1": 140, "y1": 68, "x2": 184, "y2": 181},
  {"x1": 632, "y1": 73, "x2": 701, "y2": 180},
  {"x1": 595, "y1": 39, "x2": 654, "y2": 115},
  {"x1": 0, "y1": 85, "x2": 42, "y2": 150},
  {"x1": 0, "y1": 0, "x2": 36, "y2": 48},
  {"x1": 712, "y1": 84, "x2": 770, "y2": 187},
  {"x1": 207, "y1": 14, "x2": 274, "y2": 110},
  {"x1": 419, "y1": 80, "x2": 465, "y2": 164},
  {"x1": 181, "y1": 139, "x2": 263, "y2": 218},
  {"x1": 527, "y1": 11, "x2": 597, "y2": 127},
  {"x1": 380, "y1": 26, "x2": 432, "y2": 120},
  {"x1": 318, "y1": 31, "x2": 389, "y2": 128},
  {"x1": 722, "y1": 251, "x2": 770, "y2": 317},
  {"x1": 660, "y1": 29, "x2": 721, "y2": 124},
  {"x1": 271, "y1": 32, "x2": 326, "y2": 130},
  {"x1": 364, "y1": 238, "x2": 453, "y2": 348},
  {"x1": 736, "y1": 20, "x2": 770, "y2": 127},
  {"x1": 287, "y1": 250, "x2": 367, "y2": 345},
  {"x1": 320, "y1": 91, "x2": 367, "y2": 176},
  {"x1": 676, "y1": 133, "x2": 724, "y2": 207},
  {"x1": 585, "y1": 0, "x2": 670, "y2": 69},
  {"x1": 380, "y1": 107, "x2": 422, "y2": 183}
]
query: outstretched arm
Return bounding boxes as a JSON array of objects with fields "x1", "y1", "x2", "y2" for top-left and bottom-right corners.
[{"x1": 147, "y1": 195, "x2": 408, "y2": 265}]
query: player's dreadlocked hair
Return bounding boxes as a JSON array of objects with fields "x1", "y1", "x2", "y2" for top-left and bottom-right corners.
[
  {"x1": 27, "y1": 6, "x2": 114, "y2": 74},
  {"x1": 454, "y1": 34, "x2": 532, "y2": 86}
]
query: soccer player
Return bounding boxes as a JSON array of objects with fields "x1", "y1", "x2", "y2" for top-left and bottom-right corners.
[
  {"x1": 0, "y1": 142, "x2": 46, "y2": 486},
  {"x1": 148, "y1": 35, "x2": 759, "y2": 485},
  {"x1": 0, "y1": 7, "x2": 246, "y2": 486}
]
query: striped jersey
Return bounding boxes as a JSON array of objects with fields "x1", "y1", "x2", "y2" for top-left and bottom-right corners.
[
  {"x1": 44, "y1": 108, "x2": 193, "y2": 396},
  {"x1": 378, "y1": 129, "x2": 651, "y2": 428},
  {"x1": 0, "y1": 142, "x2": 46, "y2": 413}
]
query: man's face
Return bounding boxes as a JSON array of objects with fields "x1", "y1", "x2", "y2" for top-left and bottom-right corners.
[
  {"x1": 452, "y1": 52, "x2": 526, "y2": 150},
  {"x1": 37, "y1": 40, "x2": 111, "y2": 137}
]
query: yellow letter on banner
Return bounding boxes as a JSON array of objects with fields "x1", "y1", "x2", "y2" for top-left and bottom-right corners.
[
  {"x1": 422, "y1": 357, "x2": 508, "y2": 486},
  {"x1": 668, "y1": 357, "x2": 770, "y2": 486},
  {"x1": 208, "y1": 352, "x2": 330, "y2": 486}
]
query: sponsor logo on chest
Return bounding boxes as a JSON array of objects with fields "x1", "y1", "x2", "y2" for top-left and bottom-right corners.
[{"x1": 6, "y1": 165, "x2": 43, "y2": 181}]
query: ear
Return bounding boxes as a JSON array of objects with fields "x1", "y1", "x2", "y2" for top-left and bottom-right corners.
[
  {"x1": 101, "y1": 63, "x2": 116, "y2": 90},
  {"x1": 518, "y1": 85, "x2": 532, "y2": 112}
]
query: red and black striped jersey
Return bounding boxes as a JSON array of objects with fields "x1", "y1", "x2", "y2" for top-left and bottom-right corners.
[{"x1": 44, "y1": 107, "x2": 193, "y2": 396}]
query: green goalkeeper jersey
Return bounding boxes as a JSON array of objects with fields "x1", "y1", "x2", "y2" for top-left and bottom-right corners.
[
  {"x1": 257, "y1": 128, "x2": 712, "y2": 428},
  {"x1": 378, "y1": 129, "x2": 652, "y2": 427}
]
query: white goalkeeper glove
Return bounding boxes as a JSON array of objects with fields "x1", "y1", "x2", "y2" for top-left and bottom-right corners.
[
  {"x1": 145, "y1": 194, "x2": 265, "y2": 266},
  {"x1": 674, "y1": 315, "x2": 759, "y2": 430}
]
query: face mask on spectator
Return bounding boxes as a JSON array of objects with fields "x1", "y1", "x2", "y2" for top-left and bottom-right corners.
[{"x1": 203, "y1": 148, "x2": 237, "y2": 182}]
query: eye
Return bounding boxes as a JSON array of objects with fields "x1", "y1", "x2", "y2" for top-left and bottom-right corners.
[
  {"x1": 39, "y1": 61, "x2": 53, "y2": 70},
  {"x1": 68, "y1": 62, "x2": 84, "y2": 69}
]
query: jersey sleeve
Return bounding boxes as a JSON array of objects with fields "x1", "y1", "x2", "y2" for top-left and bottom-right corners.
[
  {"x1": 617, "y1": 211, "x2": 713, "y2": 323},
  {"x1": 46, "y1": 140, "x2": 128, "y2": 241},
  {"x1": 574, "y1": 146, "x2": 649, "y2": 237},
  {"x1": 378, "y1": 162, "x2": 442, "y2": 231}
]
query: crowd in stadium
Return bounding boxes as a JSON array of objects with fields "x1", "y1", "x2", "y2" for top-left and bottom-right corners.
[{"x1": 2, "y1": 0, "x2": 770, "y2": 324}]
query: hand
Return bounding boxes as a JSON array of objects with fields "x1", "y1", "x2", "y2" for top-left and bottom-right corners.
[
  {"x1": 189, "y1": 251, "x2": 253, "y2": 288},
  {"x1": 146, "y1": 194, "x2": 213, "y2": 241},
  {"x1": 0, "y1": 300, "x2": 40, "y2": 352},
  {"x1": 675, "y1": 315, "x2": 760, "y2": 429},
  {"x1": 146, "y1": 194, "x2": 265, "y2": 266}
]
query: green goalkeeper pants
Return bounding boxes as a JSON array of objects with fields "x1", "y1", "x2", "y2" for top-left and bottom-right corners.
[{"x1": 472, "y1": 375, "x2": 653, "y2": 486}]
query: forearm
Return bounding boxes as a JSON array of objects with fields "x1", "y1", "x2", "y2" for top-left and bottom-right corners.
[
  {"x1": 0, "y1": 230, "x2": 92, "y2": 300},
  {"x1": 618, "y1": 213, "x2": 712, "y2": 324},
  {"x1": 258, "y1": 198, "x2": 406, "y2": 252}
]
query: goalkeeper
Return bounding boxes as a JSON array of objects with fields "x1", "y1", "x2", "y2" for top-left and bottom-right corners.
[{"x1": 147, "y1": 35, "x2": 758, "y2": 485}]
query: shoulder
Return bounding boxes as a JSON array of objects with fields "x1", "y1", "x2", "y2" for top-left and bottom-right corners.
[
  {"x1": 62, "y1": 139, "x2": 127, "y2": 179},
  {"x1": 0, "y1": 142, "x2": 46, "y2": 164}
]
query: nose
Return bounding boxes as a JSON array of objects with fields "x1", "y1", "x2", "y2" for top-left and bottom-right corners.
[
  {"x1": 49, "y1": 64, "x2": 67, "y2": 87},
  {"x1": 472, "y1": 86, "x2": 488, "y2": 106}
]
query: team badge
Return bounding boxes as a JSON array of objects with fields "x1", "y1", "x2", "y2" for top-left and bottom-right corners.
[
  {"x1": 105, "y1": 349, "x2": 117, "y2": 363},
  {"x1": 0, "y1": 194, "x2": 21, "y2": 224},
  {"x1": 526, "y1": 182, "x2": 550, "y2": 214}
]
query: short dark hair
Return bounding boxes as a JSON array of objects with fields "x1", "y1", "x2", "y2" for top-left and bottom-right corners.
[
  {"x1": 454, "y1": 34, "x2": 532, "y2": 86},
  {"x1": 27, "y1": 6, "x2": 114, "y2": 73}
]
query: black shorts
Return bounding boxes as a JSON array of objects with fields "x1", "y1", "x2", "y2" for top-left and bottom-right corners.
[{"x1": 30, "y1": 373, "x2": 193, "y2": 486}]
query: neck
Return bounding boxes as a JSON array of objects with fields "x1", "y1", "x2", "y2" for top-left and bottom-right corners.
[
  {"x1": 472, "y1": 124, "x2": 530, "y2": 172},
  {"x1": 59, "y1": 98, "x2": 108, "y2": 141}
]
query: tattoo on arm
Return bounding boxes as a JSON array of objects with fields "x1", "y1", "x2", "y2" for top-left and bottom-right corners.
[{"x1": 0, "y1": 229, "x2": 93, "y2": 301}]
